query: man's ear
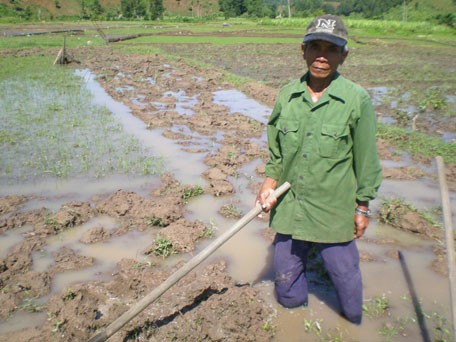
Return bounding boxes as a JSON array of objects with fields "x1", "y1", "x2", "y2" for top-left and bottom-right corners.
[
  {"x1": 340, "y1": 48, "x2": 349, "y2": 65},
  {"x1": 301, "y1": 43, "x2": 306, "y2": 58}
]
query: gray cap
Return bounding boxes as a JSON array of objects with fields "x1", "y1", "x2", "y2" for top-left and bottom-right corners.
[{"x1": 303, "y1": 14, "x2": 348, "y2": 47}]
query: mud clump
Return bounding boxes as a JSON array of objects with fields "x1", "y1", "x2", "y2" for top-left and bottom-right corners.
[
  {"x1": 147, "y1": 218, "x2": 207, "y2": 254},
  {"x1": 0, "y1": 195, "x2": 27, "y2": 215},
  {"x1": 79, "y1": 226, "x2": 111, "y2": 244},
  {"x1": 378, "y1": 200, "x2": 443, "y2": 241},
  {"x1": 50, "y1": 247, "x2": 95, "y2": 274}
]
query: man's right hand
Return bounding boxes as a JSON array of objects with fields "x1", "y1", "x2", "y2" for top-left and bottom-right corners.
[{"x1": 256, "y1": 177, "x2": 278, "y2": 212}]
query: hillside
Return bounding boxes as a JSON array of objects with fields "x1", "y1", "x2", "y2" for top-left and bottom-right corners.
[
  {"x1": 0, "y1": 0, "x2": 220, "y2": 18},
  {"x1": 384, "y1": 0, "x2": 456, "y2": 21}
]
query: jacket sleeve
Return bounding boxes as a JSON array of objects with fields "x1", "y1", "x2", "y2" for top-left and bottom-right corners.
[
  {"x1": 352, "y1": 92, "x2": 383, "y2": 202},
  {"x1": 264, "y1": 94, "x2": 283, "y2": 182}
]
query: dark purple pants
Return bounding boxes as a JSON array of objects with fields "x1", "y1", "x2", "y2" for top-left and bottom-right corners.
[{"x1": 273, "y1": 233, "x2": 362, "y2": 324}]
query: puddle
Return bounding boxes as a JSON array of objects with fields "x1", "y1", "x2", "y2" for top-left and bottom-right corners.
[
  {"x1": 115, "y1": 85, "x2": 134, "y2": 93},
  {"x1": 0, "y1": 225, "x2": 33, "y2": 259},
  {"x1": 377, "y1": 178, "x2": 456, "y2": 218},
  {"x1": 32, "y1": 215, "x2": 157, "y2": 294},
  {"x1": 151, "y1": 90, "x2": 199, "y2": 116},
  {"x1": 442, "y1": 131, "x2": 455, "y2": 142},
  {"x1": 368, "y1": 86, "x2": 390, "y2": 107},
  {"x1": 0, "y1": 311, "x2": 48, "y2": 335},
  {"x1": 169, "y1": 123, "x2": 224, "y2": 152},
  {"x1": 213, "y1": 89, "x2": 271, "y2": 124},
  {"x1": 0, "y1": 174, "x2": 159, "y2": 210}
]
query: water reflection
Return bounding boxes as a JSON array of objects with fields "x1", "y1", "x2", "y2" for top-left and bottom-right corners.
[{"x1": 213, "y1": 89, "x2": 271, "y2": 124}]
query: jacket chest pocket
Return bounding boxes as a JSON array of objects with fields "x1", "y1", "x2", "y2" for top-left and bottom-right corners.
[
  {"x1": 319, "y1": 123, "x2": 350, "y2": 158},
  {"x1": 276, "y1": 119, "x2": 300, "y2": 155}
]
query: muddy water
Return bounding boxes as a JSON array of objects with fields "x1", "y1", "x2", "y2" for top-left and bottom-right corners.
[
  {"x1": 2, "y1": 72, "x2": 454, "y2": 341},
  {"x1": 77, "y1": 69, "x2": 208, "y2": 185}
]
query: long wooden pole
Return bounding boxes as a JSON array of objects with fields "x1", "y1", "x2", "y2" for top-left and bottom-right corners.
[
  {"x1": 89, "y1": 182, "x2": 291, "y2": 342},
  {"x1": 435, "y1": 156, "x2": 456, "y2": 339}
]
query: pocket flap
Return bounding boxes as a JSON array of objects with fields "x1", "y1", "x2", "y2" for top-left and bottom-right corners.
[
  {"x1": 276, "y1": 119, "x2": 299, "y2": 134},
  {"x1": 321, "y1": 124, "x2": 348, "y2": 139}
]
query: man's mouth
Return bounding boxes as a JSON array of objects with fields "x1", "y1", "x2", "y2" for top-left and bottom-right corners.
[{"x1": 312, "y1": 65, "x2": 329, "y2": 72}]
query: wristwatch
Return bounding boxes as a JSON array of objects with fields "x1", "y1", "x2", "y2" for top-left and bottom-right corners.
[{"x1": 355, "y1": 207, "x2": 371, "y2": 217}]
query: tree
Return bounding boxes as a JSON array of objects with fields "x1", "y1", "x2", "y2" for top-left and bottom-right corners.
[
  {"x1": 121, "y1": 0, "x2": 147, "y2": 18},
  {"x1": 245, "y1": 0, "x2": 265, "y2": 17},
  {"x1": 293, "y1": 0, "x2": 323, "y2": 17},
  {"x1": 219, "y1": 0, "x2": 247, "y2": 18},
  {"x1": 89, "y1": 0, "x2": 103, "y2": 16},
  {"x1": 149, "y1": 0, "x2": 164, "y2": 19},
  {"x1": 338, "y1": 0, "x2": 402, "y2": 18}
]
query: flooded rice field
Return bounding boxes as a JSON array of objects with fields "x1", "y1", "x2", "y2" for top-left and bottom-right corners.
[{"x1": 0, "y1": 34, "x2": 455, "y2": 342}]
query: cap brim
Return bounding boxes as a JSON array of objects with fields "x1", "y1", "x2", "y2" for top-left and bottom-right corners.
[{"x1": 303, "y1": 32, "x2": 347, "y2": 47}]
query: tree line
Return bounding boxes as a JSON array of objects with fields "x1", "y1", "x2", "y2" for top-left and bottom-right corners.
[
  {"x1": 1, "y1": 0, "x2": 455, "y2": 24},
  {"x1": 221, "y1": 0, "x2": 414, "y2": 19}
]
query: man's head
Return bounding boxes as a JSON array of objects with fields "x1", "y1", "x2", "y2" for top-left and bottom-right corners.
[
  {"x1": 303, "y1": 14, "x2": 348, "y2": 49},
  {"x1": 301, "y1": 15, "x2": 349, "y2": 83}
]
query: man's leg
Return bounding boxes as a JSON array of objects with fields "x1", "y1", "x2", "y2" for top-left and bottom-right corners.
[
  {"x1": 318, "y1": 240, "x2": 363, "y2": 324},
  {"x1": 273, "y1": 233, "x2": 310, "y2": 308}
]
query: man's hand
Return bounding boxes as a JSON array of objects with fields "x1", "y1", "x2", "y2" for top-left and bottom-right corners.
[
  {"x1": 256, "y1": 177, "x2": 278, "y2": 212},
  {"x1": 354, "y1": 204, "x2": 370, "y2": 239}
]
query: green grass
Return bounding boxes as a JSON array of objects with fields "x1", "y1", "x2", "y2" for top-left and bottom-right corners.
[
  {"x1": 258, "y1": 17, "x2": 455, "y2": 36},
  {"x1": 0, "y1": 32, "x2": 106, "y2": 49},
  {"x1": 0, "y1": 55, "x2": 163, "y2": 184},
  {"x1": 122, "y1": 34, "x2": 299, "y2": 45},
  {"x1": 377, "y1": 124, "x2": 456, "y2": 165}
]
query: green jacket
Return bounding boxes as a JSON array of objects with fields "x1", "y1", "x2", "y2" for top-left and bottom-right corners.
[{"x1": 265, "y1": 72, "x2": 382, "y2": 243}]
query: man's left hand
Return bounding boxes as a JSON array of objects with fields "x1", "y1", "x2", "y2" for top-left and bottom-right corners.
[{"x1": 354, "y1": 213, "x2": 369, "y2": 239}]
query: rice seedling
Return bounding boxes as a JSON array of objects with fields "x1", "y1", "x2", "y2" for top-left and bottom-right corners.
[
  {"x1": 0, "y1": 55, "x2": 163, "y2": 185},
  {"x1": 153, "y1": 236, "x2": 176, "y2": 257},
  {"x1": 182, "y1": 184, "x2": 204, "y2": 201},
  {"x1": 363, "y1": 294, "x2": 391, "y2": 318}
]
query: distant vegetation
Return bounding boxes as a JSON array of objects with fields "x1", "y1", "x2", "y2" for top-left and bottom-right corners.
[{"x1": 0, "y1": 0, "x2": 455, "y2": 24}]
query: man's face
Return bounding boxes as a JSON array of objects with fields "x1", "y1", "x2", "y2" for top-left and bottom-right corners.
[{"x1": 301, "y1": 40, "x2": 348, "y2": 81}]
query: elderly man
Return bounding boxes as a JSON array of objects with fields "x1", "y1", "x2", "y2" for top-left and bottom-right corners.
[{"x1": 257, "y1": 14, "x2": 382, "y2": 324}]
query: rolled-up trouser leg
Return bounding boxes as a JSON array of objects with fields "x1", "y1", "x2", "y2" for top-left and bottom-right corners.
[
  {"x1": 318, "y1": 240, "x2": 363, "y2": 324},
  {"x1": 273, "y1": 233, "x2": 310, "y2": 308}
]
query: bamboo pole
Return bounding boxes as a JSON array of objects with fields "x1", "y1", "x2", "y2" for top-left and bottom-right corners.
[
  {"x1": 435, "y1": 156, "x2": 456, "y2": 340},
  {"x1": 89, "y1": 182, "x2": 291, "y2": 342}
]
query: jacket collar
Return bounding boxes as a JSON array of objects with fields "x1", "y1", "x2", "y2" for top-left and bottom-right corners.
[{"x1": 288, "y1": 72, "x2": 346, "y2": 103}]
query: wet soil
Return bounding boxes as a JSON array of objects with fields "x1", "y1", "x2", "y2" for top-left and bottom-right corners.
[{"x1": 0, "y1": 31, "x2": 455, "y2": 341}]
